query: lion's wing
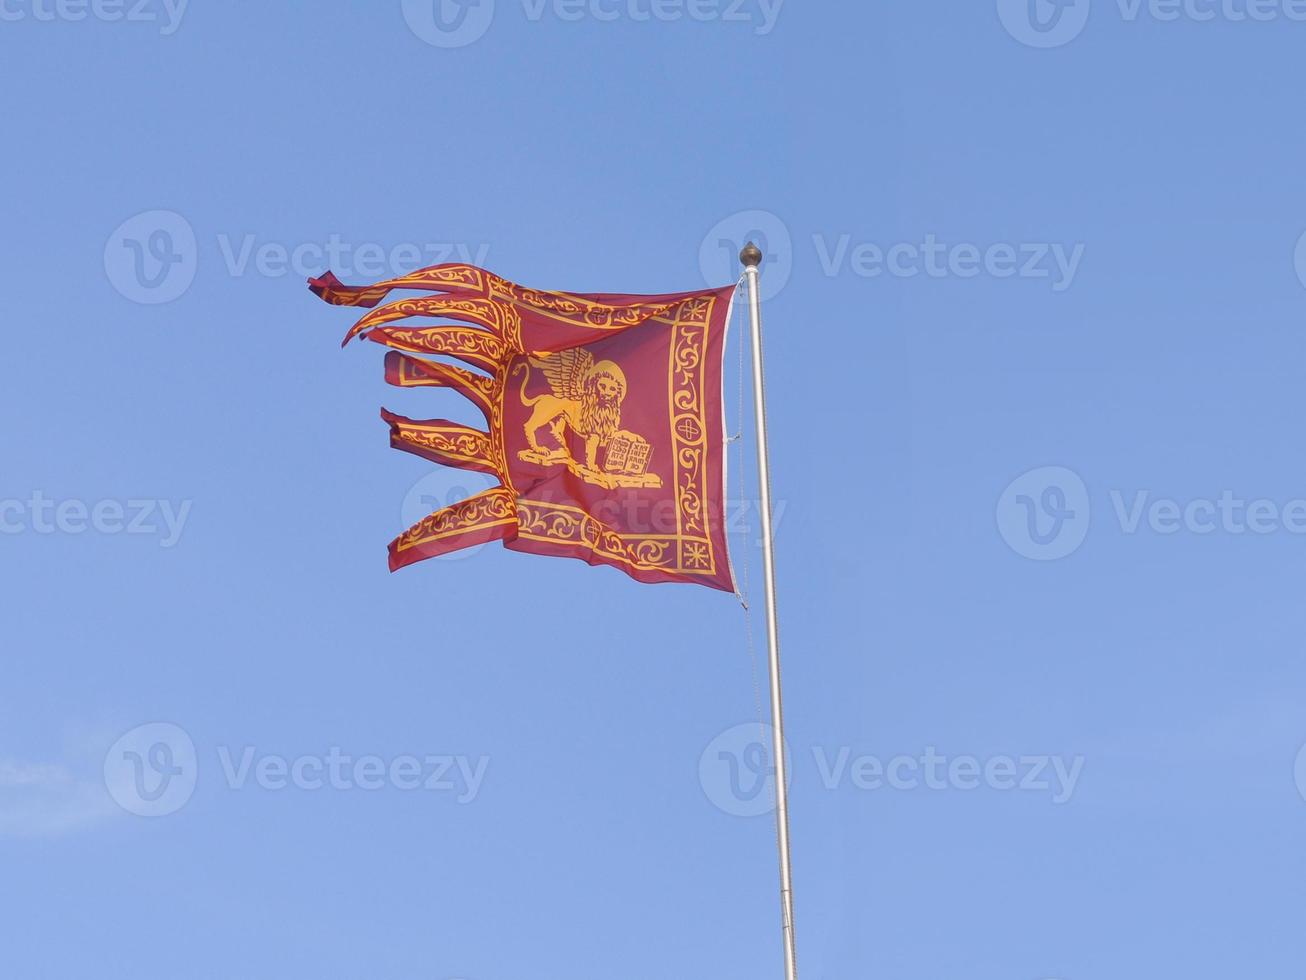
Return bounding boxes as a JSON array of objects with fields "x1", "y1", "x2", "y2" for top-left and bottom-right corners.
[{"x1": 537, "y1": 348, "x2": 593, "y2": 400}]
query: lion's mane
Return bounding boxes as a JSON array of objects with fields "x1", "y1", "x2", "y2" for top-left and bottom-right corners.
[{"x1": 579, "y1": 371, "x2": 624, "y2": 442}]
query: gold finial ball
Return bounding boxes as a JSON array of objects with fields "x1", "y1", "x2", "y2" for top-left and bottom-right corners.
[{"x1": 739, "y1": 242, "x2": 763, "y2": 268}]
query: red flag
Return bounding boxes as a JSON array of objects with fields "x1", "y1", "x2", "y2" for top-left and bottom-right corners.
[{"x1": 311, "y1": 264, "x2": 737, "y2": 592}]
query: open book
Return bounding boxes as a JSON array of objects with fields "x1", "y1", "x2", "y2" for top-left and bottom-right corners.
[{"x1": 604, "y1": 432, "x2": 654, "y2": 476}]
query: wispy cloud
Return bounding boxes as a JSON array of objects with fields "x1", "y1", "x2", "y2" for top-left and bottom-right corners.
[{"x1": 0, "y1": 757, "x2": 119, "y2": 837}]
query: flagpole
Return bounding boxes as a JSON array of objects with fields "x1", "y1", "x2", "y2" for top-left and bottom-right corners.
[{"x1": 740, "y1": 242, "x2": 798, "y2": 980}]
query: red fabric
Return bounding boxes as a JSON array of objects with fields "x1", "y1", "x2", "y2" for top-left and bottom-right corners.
[{"x1": 312, "y1": 263, "x2": 737, "y2": 592}]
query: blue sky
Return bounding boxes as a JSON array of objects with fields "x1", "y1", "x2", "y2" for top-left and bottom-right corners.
[{"x1": 4, "y1": 2, "x2": 1306, "y2": 977}]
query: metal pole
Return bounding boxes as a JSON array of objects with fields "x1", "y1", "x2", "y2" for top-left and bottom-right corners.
[{"x1": 740, "y1": 241, "x2": 798, "y2": 980}]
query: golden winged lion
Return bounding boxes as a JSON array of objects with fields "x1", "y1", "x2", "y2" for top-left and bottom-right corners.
[{"x1": 514, "y1": 347, "x2": 628, "y2": 472}]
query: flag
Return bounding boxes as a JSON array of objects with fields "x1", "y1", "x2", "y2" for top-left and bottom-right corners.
[{"x1": 310, "y1": 263, "x2": 737, "y2": 592}]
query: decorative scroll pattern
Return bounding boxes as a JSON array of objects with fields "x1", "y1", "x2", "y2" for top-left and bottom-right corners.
[
  {"x1": 515, "y1": 499, "x2": 674, "y2": 573},
  {"x1": 347, "y1": 295, "x2": 521, "y2": 350},
  {"x1": 386, "y1": 354, "x2": 497, "y2": 420},
  {"x1": 367, "y1": 325, "x2": 508, "y2": 373},
  {"x1": 514, "y1": 289, "x2": 681, "y2": 331},
  {"x1": 669, "y1": 309, "x2": 711, "y2": 570},
  {"x1": 385, "y1": 415, "x2": 496, "y2": 475},
  {"x1": 392, "y1": 487, "x2": 517, "y2": 558}
]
